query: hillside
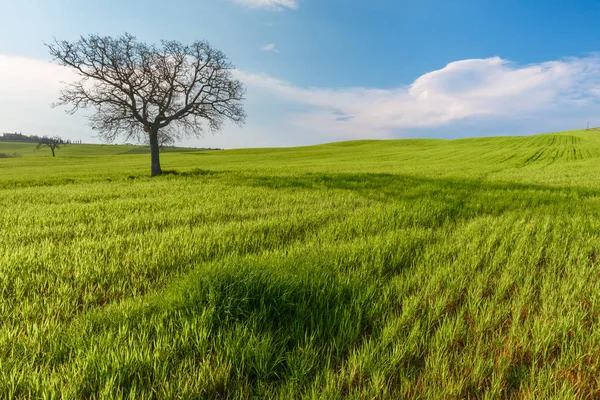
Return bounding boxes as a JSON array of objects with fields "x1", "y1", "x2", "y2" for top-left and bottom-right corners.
[
  {"x1": 2, "y1": 130, "x2": 600, "y2": 398},
  {"x1": 3, "y1": 130, "x2": 600, "y2": 187}
]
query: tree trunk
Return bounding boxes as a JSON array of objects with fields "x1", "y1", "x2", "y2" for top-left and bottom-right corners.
[
  {"x1": 51, "y1": 147, "x2": 55, "y2": 157},
  {"x1": 149, "y1": 128, "x2": 162, "y2": 177}
]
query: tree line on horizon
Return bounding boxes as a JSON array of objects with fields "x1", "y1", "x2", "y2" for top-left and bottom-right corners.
[{"x1": 0, "y1": 133, "x2": 82, "y2": 145}]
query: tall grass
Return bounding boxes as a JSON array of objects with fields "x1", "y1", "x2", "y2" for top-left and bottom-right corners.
[{"x1": 2, "y1": 130, "x2": 600, "y2": 398}]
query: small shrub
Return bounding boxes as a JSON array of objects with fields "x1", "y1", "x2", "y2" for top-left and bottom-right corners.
[{"x1": 0, "y1": 152, "x2": 19, "y2": 158}]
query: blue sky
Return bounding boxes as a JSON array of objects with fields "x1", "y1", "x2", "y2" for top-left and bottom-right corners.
[{"x1": 2, "y1": 0, "x2": 600, "y2": 148}]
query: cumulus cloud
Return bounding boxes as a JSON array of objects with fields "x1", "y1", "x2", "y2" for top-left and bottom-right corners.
[
  {"x1": 237, "y1": 56, "x2": 600, "y2": 138},
  {"x1": 261, "y1": 43, "x2": 279, "y2": 52},
  {"x1": 232, "y1": 0, "x2": 298, "y2": 10}
]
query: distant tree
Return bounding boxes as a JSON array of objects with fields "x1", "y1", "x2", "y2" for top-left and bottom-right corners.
[
  {"x1": 46, "y1": 33, "x2": 246, "y2": 176},
  {"x1": 36, "y1": 136, "x2": 64, "y2": 157}
]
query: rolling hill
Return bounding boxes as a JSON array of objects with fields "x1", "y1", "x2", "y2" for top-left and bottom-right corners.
[{"x1": 2, "y1": 130, "x2": 600, "y2": 398}]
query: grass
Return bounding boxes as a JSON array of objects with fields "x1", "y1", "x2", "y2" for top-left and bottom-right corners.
[{"x1": 1, "y1": 130, "x2": 600, "y2": 398}]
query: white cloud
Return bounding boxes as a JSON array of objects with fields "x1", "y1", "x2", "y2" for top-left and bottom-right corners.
[
  {"x1": 237, "y1": 56, "x2": 600, "y2": 139},
  {"x1": 232, "y1": 0, "x2": 298, "y2": 10},
  {"x1": 3, "y1": 53, "x2": 600, "y2": 149},
  {"x1": 0, "y1": 55, "x2": 91, "y2": 141},
  {"x1": 261, "y1": 43, "x2": 279, "y2": 52}
]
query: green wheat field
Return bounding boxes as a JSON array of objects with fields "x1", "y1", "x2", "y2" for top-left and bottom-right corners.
[{"x1": 2, "y1": 130, "x2": 600, "y2": 399}]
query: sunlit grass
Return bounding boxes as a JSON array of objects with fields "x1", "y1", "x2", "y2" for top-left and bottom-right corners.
[{"x1": 2, "y1": 130, "x2": 600, "y2": 398}]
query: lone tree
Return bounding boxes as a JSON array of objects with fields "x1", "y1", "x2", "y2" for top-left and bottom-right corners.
[
  {"x1": 36, "y1": 136, "x2": 64, "y2": 157},
  {"x1": 47, "y1": 33, "x2": 246, "y2": 176}
]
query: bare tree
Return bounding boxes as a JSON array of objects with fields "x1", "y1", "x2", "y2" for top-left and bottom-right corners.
[
  {"x1": 36, "y1": 136, "x2": 64, "y2": 157},
  {"x1": 46, "y1": 33, "x2": 246, "y2": 176}
]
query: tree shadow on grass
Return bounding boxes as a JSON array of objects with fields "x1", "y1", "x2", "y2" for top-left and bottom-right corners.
[
  {"x1": 237, "y1": 171, "x2": 595, "y2": 197},
  {"x1": 49, "y1": 260, "x2": 383, "y2": 398},
  {"x1": 161, "y1": 168, "x2": 232, "y2": 177},
  {"x1": 234, "y1": 172, "x2": 599, "y2": 220}
]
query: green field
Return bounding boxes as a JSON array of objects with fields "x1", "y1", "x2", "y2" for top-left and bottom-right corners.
[{"x1": 2, "y1": 131, "x2": 600, "y2": 398}]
